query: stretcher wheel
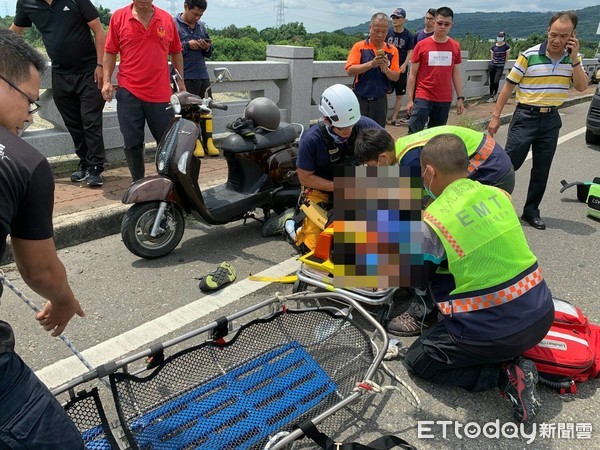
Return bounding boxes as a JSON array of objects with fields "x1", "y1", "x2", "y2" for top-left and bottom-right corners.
[{"x1": 292, "y1": 279, "x2": 308, "y2": 293}]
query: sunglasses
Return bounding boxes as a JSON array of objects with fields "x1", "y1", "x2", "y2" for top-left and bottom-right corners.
[{"x1": 0, "y1": 74, "x2": 41, "y2": 115}]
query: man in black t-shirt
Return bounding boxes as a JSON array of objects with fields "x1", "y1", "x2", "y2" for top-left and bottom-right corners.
[
  {"x1": 386, "y1": 7, "x2": 415, "y2": 126},
  {"x1": 0, "y1": 30, "x2": 85, "y2": 448},
  {"x1": 11, "y1": 0, "x2": 107, "y2": 187}
]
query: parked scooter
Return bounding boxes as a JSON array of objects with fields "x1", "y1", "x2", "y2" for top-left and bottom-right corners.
[{"x1": 120, "y1": 68, "x2": 301, "y2": 259}]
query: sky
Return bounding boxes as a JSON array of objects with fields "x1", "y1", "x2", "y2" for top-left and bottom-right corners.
[{"x1": 48, "y1": 0, "x2": 600, "y2": 33}]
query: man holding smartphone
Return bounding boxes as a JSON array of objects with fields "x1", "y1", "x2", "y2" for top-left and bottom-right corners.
[
  {"x1": 487, "y1": 11, "x2": 587, "y2": 230},
  {"x1": 174, "y1": 0, "x2": 216, "y2": 156}
]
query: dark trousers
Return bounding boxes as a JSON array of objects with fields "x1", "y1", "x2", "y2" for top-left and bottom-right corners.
[
  {"x1": 405, "y1": 306, "x2": 553, "y2": 392},
  {"x1": 408, "y1": 98, "x2": 451, "y2": 134},
  {"x1": 405, "y1": 322, "x2": 504, "y2": 392},
  {"x1": 0, "y1": 352, "x2": 84, "y2": 449},
  {"x1": 185, "y1": 79, "x2": 211, "y2": 98},
  {"x1": 505, "y1": 108, "x2": 561, "y2": 218},
  {"x1": 115, "y1": 87, "x2": 174, "y2": 154},
  {"x1": 356, "y1": 95, "x2": 387, "y2": 128},
  {"x1": 52, "y1": 70, "x2": 106, "y2": 169},
  {"x1": 488, "y1": 65, "x2": 504, "y2": 96}
]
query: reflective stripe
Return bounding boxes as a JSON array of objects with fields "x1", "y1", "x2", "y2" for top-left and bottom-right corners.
[
  {"x1": 424, "y1": 211, "x2": 465, "y2": 258},
  {"x1": 468, "y1": 135, "x2": 495, "y2": 174},
  {"x1": 438, "y1": 267, "x2": 543, "y2": 315}
]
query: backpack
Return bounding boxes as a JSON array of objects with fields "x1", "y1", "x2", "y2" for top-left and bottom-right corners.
[
  {"x1": 586, "y1": 183, "x2": 600, "y2": 220},
  {"x1": 523, "y1": 298, "x2": 600, "y2": 394}
]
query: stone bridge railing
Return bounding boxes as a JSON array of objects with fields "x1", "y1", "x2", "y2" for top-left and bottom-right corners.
[{"x1": 24, "y1": 45, "x2": 600, "y2": 162}]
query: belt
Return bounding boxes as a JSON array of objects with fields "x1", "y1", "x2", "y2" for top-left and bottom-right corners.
[{"x1": 516, "y1": 104, "x2": 558, "y2": 113}]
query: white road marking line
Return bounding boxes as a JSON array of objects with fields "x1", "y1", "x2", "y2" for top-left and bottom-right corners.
[
  {"x1": 525, "y1": 127, "x2": 586, "y2": 162},
  {"x1": 37, "y1": 256, "x2": 300, "y2": 389}
]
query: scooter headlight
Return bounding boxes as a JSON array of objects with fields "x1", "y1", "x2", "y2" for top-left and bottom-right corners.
[{"x1": 170, "y1": 94, "x2": 182, "y2": 114}]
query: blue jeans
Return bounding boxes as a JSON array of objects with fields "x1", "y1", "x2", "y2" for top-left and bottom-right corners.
[
  {"x1": 0, "y1": 352, "x2": 84, "y2": 449},
  {"x1": 408, "y1": 98, "x2": 451, "y2": 134},
  {"x1": 505, "y1": 108, "x2": 561, "y2": 217}
]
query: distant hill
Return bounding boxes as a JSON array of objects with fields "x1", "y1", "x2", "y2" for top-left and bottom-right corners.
[{"x1": 339, "y1": 6, "x2": 600, "y2": 42}]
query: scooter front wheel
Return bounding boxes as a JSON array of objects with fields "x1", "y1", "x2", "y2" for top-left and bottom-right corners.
[{"x1": 121, "y1": 202, "x2": 185, "y2": 259}]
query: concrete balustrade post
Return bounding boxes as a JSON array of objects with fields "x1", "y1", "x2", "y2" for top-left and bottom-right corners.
[{"x1": 266, "y1": 45, "x2": 314, "y2": 128}]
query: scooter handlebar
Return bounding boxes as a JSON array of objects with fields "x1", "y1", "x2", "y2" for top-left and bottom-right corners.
[{"x1": 209, "y1": 101, "x2": 228, "y2": 111}]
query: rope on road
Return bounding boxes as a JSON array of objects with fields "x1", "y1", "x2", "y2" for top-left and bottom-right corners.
[
  {"x1": 0, "y1": 271, "x2": 110, "y2": 389},
  {"x1": 354, "y1": 375, "x2": 421, "y2": 410}
]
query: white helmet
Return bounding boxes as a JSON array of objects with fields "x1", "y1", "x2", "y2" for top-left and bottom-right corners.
[{"x1": 319, "y1": 84, "x2": 360, "y2": 128}]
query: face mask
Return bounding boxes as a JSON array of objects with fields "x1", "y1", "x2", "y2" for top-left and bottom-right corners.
[
  {"x1": 422, "y1": 166, "x2": 437, "y2": 200},
  {"x1": 325, "y1": 125, "x2": 348, "y2": 144},
  {"x1": 497, "y1": 37, "x2": 505, "y2": 42}
]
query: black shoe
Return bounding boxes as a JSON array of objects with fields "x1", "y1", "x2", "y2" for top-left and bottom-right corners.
[
  {"x1": 499, "y1": 357, "x2": 541, "y2": 425},
  {"x1": 86, "y1": 166, "x2": 104, "y2": 187},
  {"x1": 521, "y1": 215, "x2": 546, "y2": 230},
  {"x1": 70, "y1": 163, "x2": 88, "y2": 182}
]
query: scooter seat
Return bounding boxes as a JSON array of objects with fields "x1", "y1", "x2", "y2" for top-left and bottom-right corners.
[{"x1": 221, "y1": 122, "x2": 298, "y2": 153}]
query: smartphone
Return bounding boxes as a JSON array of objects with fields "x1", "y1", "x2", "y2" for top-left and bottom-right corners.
[
  {"x1": 567, "y1": 31, "x2": 576, "y2": 54},
  {"x1": 204, "y1": 39, "x2": 212, "y2": 44},
  {"x1": 376, "y1": 49, "x2": 386, "y2": 57}
]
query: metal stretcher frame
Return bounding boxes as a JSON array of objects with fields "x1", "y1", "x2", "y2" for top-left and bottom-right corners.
[
  {"x1": 52, "y1": 291, "x2": 388, "y2": 450},
  {"x1": 295, "y1": 265, "x2": 397, "y2": 322}
]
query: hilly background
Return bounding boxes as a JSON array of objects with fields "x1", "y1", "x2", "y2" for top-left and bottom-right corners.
[{"x1": 339, "y1": 5, "x2": 600, "y2": 43}]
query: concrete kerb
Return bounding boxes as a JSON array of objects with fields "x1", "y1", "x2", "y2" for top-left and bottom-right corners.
[
  {"x1": 471, "y1": 92, "x2": 594, "y2": 129},
  {"x1": 1, "y1": 93, "x2": 592, "y2": 267}
]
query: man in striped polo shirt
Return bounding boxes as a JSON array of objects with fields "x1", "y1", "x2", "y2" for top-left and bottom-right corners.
[{"x1": 487, "y1": 11, "x2": 587, "y2": 230}]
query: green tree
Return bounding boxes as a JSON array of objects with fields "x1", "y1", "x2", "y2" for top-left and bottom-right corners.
[
  {"x1": 97, "y1": 5, "x2": 112, "y2": 26},
  {"x1": 210, "y1": 36, "x2": 266, "y2": 61}
]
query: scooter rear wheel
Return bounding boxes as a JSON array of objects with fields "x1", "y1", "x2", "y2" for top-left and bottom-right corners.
[{"x1": 121, "y1": 202, "x2": 185, "y2": 259}]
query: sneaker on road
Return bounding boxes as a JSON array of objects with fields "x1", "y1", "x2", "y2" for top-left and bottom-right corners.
[
  {"x1": 486, "y1": 97, "x2": 495, "y2": 103},
  {"x1": 70, "y1": 163, "x2": 88, "y2": 182},
  {"x1": 86, "y1": 166, "x2": 104, "y2": 187},
  {"x1": 387, "y1": 311, "x2": 437, "y2": 336},
  {"x1": 499, "y1": 357, "x2": 541, "y2": 425},
  {"x1": 198, "y1": 262, "x2": 237, "y2": 292}
]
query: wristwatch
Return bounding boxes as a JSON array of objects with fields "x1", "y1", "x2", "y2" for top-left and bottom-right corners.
[{"x1": 457, "y1": 96, "x2": 465, "y2": 101}]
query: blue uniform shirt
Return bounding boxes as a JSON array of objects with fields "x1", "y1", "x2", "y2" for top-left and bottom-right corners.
[{"x1": 174, "y1": 14, "x2": 213, "y2": 80}]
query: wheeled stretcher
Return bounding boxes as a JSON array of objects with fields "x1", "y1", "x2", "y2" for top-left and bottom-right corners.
[{"x1": 52, "y1": 291, "x2": 388, "y2": 450}]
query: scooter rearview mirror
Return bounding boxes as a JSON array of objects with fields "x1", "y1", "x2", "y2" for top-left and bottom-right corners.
[{"x1": 213, "y1": 67, "x2": 232, "y2": 83}]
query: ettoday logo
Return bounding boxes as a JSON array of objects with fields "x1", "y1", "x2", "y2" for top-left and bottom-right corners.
[{"x1": 418, "y1": 420, "x2": 593, "y2": 444}]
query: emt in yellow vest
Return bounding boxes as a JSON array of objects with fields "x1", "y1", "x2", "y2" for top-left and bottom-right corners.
[
  {"x1": 398, "y1": 134, "x2": 554, "y2": 426},
  {"x1": 355, "y1": 125, "x2": 515, "y2": 194}
]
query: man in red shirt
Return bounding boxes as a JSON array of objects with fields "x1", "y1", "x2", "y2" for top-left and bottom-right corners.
[
  {"x1": 406, "y1": 6, "x2": 464, "y2": 134},
  {"x1": 102, "y1": 0, "x2": 185, "y2": 182}
]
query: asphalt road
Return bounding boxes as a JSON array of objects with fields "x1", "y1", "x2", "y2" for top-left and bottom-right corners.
[{"x1": 1, "y1": 101, "x2": 599, "y2": 449}]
